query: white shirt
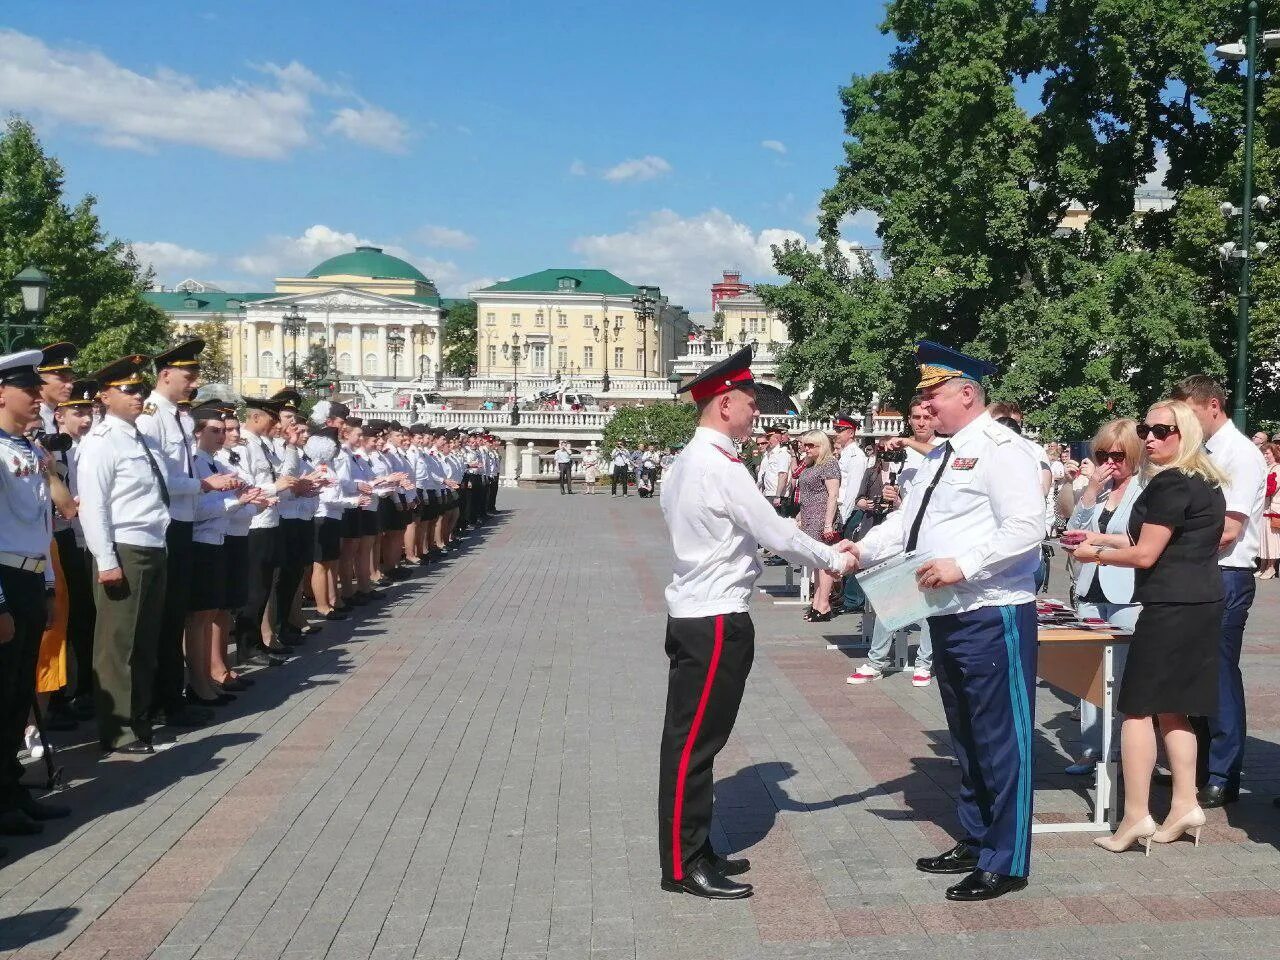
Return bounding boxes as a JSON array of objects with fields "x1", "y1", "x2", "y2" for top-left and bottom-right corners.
[
  {"x1": 554, "y1": 448, "x2": 572, "y2": 465},
  {"x1": 611, "y1": 448, "x2": 630, "y2": 468},
  {"x1": 1205, "y1": 419, "x2": 1266, "y2": 568},
  {"x1": 77, "y1": 414, "x2": 171, "y2": 569},
  {"x1": 136, "y1": 392, "x2": 202, "y2": 523},
  {"x1": 193, "y1": 450, "x2": 246, "y2": 545},
  {"x1": 661, "y1": 427, "x2": 843, "y2": 618},
  {"x1": 757, "y1": 444, "x2": 793, "y2": 498},
  {"x1": 857, "y1": 412, "x2": 1044, "y2": 613},
  {"x1": 837, "y1": 442, "x2": 869, "y2": 519},
  {"x1": 0, "y1": 428, "x2": 55, "y2": 592},
  {"x1": 216, "y1": 446, "x2": 260, "y2": 536},
  {"x1": 240, "y1": 430, "x2": 282, "y2": 529},
  {"x1": 278, "y1": 446, "x2": 319, "y2": 520},
  {"x1": 897, "y1": 439, "x2": 941, "y2": 496}
]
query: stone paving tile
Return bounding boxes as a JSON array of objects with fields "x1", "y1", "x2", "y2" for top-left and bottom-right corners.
[{"x1": 3, "y1": 491, "x2": 1280, "y2": 958}]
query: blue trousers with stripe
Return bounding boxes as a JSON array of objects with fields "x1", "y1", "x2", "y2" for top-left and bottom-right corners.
[{"x1": 928, "y1": 603, "x2": 1037, "y2": 878}]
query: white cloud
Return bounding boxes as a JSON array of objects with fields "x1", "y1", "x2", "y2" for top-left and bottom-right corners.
[
  {"x1": 761, "y1": 139, "x2": 787, "y2": 155},
  {"x1": 1144, "y1": 147, "x2": 1171, "y2": 189},
  {"x1": 417, "y1": 224, "x2": 476, "y2": 250},
  {"x1": 602, "y1": 155, "x2": 672, "y2": 183},
  {"x1": 130, "y1": 241, "x2": 215, "y2": 277},
  {"x1": 327, "y1": 104, "x2": 410, "y2": 153},
  {"x1": 568, "y1": 159, "x2": 588, "y2": 176},
  {"x1": 0, "y1": 29, "x2": 409, "y2": 159}
]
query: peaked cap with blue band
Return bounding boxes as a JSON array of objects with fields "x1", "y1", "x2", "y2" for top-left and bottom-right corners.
[{"x1": 915, "y1": 340, "x2": 999, "y2": 390}]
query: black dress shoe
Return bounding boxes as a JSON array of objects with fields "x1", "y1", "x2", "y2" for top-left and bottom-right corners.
[
  {"x1": 916, "y1": 841, "x2": 980, "y2": 875},
  {"x1": 104, "y1": 738, "x2": 171, "y2": 756},
  {"x1": 945, "y1": 870, "x2": 1027, "y2": 902},
  {"x1": 660, "y1": 859, "x2": 752, "y2": 899},
  {"x1": 323, "y1": 610, "x2": 349, "y2": 622},
  {"x1": 705, "y1": 850, "x2": 750, "y2": 876},
  {"x1": 154, "y1": 705, "x2": 210, "y2": 728},
  {"x1": 0, "y1": 808, "x2": 43, "y2": 835},
  {"x1": 219, "y1": 677, "x2": 249, "y2": 693},
  {"x1": 16, "y1": 791, "x2": 70, "y2": 821},
  {"x1": 1198, "y1": 783, "x2": 1240, "y2": 808}
]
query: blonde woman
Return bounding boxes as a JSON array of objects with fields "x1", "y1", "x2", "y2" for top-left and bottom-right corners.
[
  {"x1": 795, "y1": 430, "x2": 842, "y2": 622},
  {"x1": 1070, "y1": 400, "x2": 1228, "y2": 854},
  {"x1": 1258, "y1": 443, "x2": 1280, "y2": 578}
]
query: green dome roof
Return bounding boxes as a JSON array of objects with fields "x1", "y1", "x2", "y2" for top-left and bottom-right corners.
[{"x1": 307, "y1": 246, "x2": 429, "y2": 283}]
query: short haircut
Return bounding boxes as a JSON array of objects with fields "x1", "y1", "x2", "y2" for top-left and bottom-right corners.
[
  {"x1": 1169, "y1": 375, "x2": 1227, "y2": 407},
  {"x1": 1090, "y1": 418, "x2": 1142, "y2": 474},
  {"x1": 908, "y1": 393, "x2": 927, "y2": 411},
  {"x1": 987, "y1": 400, "x2": 1022, "y2": 419}
]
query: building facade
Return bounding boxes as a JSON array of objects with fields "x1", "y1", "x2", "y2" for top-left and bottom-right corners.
[
  {"x1": 470, "y1": 269, "x2": 692, "y2": 381},
  {"x1": 710, "y1": 270, "x2": 752, "y2": 311},
  {"x1": 145, "y1": 247, "x2": 446, "y2": 395}
]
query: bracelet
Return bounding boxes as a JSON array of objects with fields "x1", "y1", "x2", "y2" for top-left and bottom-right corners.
[{"x1": 1095, "y1": 546, "x2": 1108, "y2": 566}]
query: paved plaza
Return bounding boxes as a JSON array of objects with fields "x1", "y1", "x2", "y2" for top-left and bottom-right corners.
[{"x1": 4, "y1": 489, "x2": 1280, "y2": 959}]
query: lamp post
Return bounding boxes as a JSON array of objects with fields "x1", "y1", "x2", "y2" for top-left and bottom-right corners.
[
  {"x1": 1215, "y1": 7, "x2": 1280, "y2": 427},
  {"x1": 502, "y1": 334, "x2": 527, "y2": 426},
  {"x1": 388, "y1": 328, "x2": 405, "y2": 380},
  {"x1": 593, "y1": 299, "x2": 622, "y2": 393},
  {"x1": 282, "y1": 307, "x2": 305, "y2": 387},
  {"x1": 631, "y1": 285, "x2": 658, "y2": 378},
  {"x1": 1, "y1": 265, "x2": 51, "y2": 353},
  {"x1": 668, "y1": 370, "x2": 682, "y2": 405}
]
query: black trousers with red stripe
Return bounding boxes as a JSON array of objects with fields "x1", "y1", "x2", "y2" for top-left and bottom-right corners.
[{"x1": 658, "y1": 611, "x2": 754, "y2": 881}]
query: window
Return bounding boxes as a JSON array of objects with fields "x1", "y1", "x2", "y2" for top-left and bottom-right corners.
[
  {"x1": 362, "y1": 327, "x2": 376, "y2": 341},
  {"x1": 338, "y1": 352, "x2": 351, "y2": 374},
  {"x1": 486, "y1": 345, "x2": 497, "y2": 367},
  {"x1": 614, "y1": 347, "x2": 624, "y2": 368},
  {"x1": 557, "y1": 345, "x2": 568, "y2": 369},
  {"x1": 535, "y1": 311, "x2": 545, "y2": 327},
  {"x1": 583, "y1": 346, "x2": 594, "y2": 369},
  {"x1": 364, "y1": 353, "x2": 379, "y2": 375},
  {"x1": 557, "y1": 312, "x2": 567, "y2": 328},
  {"x1": 511, "y1": 312, "x2": 521, "y2": 327},
  {"x1": 531, "y1": 343, "x2": 546, "y2": 369},
  {"x1": 637, "y1": 316, "x2": 646, "y2": 331},
  {"x1": 558, "y1": 276, "x2": 578, "y2": 290},
  {"x1": 485, "y1": 312, "x2": 496, "y2": 326},
  {"x1": 615, "y1": 315, "x2": 625, "y2": 328},
  {"x1": 260, "y1": 350, "x2": 274, "y2": 374},
  {"x1": 583, "y1": 313, "x2": 594, "y2": 328},
  {"x1": 636, "y1": 349, "x2": 644, "y2": 369}
]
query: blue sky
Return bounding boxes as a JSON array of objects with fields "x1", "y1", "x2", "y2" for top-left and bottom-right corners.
[{"x1": 4, "y1": 1, "x2": 896, "y2": 310}]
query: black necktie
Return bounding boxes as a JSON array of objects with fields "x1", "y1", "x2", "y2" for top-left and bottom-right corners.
[
  {"x1": 259, "y1": 438, "x2": 276, "y2": 481},
  {"x1": 134, "y1": 427, "x2": 171, "y2": 507},
  {"x1": 905, "y1": 441, "x2": 952, "y2": 553},
  {"x1": 175, "y1": 411, "x2": 193, "y2": 477}
]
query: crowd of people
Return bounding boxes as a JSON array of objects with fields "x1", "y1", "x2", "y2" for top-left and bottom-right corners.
[
  {"x1": 551, "y1": 440, "x2": 676, "y2": 497},
  {"x1": 0, "y1": 339, "x2": 505, "y2": 845}
]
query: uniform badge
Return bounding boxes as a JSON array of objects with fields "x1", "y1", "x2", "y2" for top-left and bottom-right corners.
[{"x1": 951, "y1": 457, "x2": 979, "y2": 471}]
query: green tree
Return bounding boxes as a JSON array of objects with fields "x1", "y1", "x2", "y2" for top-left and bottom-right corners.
[
  {"x1": 602, "y1": 402, "x2": 698, "y2": 451},
  {"x1": 302, "y1": 342, "x2": 332, "y2": 383},
  {"x1": 0, "y1": 117, "x2": 171, "y2": 370},
  {"x1": 441, "y1": 299, "x2": 477, "y2": 375},
  {"x1": 185, "y1": 318, "x2": 233, "y2": 386}
]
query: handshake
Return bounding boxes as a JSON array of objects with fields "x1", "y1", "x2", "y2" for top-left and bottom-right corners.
[{"x1": 827, "y1": 540, "x2": 861, "y2": 577}]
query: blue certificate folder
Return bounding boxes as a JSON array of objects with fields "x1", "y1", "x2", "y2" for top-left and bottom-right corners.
[{"x1": 854, "y1": 550, "x2": 960, "y2": 632}]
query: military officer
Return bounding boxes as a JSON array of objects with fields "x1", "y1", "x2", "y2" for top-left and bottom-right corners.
[
  {"x1": 36, "y1": 342, "x2": 77, "y2": 436},
  {"x1": 77, "y1": 354, "x2": 174, "y2": 754},
  {"x1": 137, "y1": 340, "x2": 239, "y2": 727},
  {"x1": 849, "y1": 342, "x2": 1044, "y2": 902},
  {"x1": 658, "y1": 347, "x2": 855, "y2": 899}
]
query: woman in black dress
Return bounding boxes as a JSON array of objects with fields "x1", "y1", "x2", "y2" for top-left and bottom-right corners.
[{"x1": 1070, "y1": 399, "x2": 1227, "y2": 854}]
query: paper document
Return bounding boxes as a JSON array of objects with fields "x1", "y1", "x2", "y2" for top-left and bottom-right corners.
[{"x1": 854, "y1": 550, "x2": 960, "y2": 632}]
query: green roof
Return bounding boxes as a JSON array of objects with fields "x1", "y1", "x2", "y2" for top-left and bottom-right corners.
[
  {"x1": 307, "y1": 246, "x2": 430, "y2": 283},
  {"x1": 144, "y1": 291, "x2": 273, "y2": 312},
  {"x1": 478, "y1": 269, "x2": 650, "y2": 297}
]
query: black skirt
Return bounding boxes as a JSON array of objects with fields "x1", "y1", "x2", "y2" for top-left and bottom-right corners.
[
  {"x1": 189, "y1": 541, "x2": 227, "y2": 612},
  {"x1": 222, "y1": 535, "x2": 249, "y2": 610},
  {"x1": 341, "y1": 507, "x2": 361, "y2": 540},
  {"x1": 1117, "y1": 600, "x2": 1223, "y2": 717},
  {"x1": 378, "y1": 496, "x2": 403, "y2": 531},
  {"x1": 315, "y1": 517, "x2": 342, "y2": 561},
  {"x1": 359, "y1": 508, "x2": 380, "y2": 537}
]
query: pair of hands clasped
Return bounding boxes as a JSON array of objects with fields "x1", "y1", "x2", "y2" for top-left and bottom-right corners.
[{"x1": 826, "y1": 540, "x2": 967, "y2": 590}]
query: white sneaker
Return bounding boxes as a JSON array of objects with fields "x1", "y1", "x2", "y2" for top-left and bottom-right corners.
[
  {"x1": 846, "y1": 664, "x2": 885, "y2": 685},
  {"x1": 24, "y1": 725, "x2": 44, "y2": 760},
  {"x1": 911, "y1": 667, "x2": 933, "y2": 687}
]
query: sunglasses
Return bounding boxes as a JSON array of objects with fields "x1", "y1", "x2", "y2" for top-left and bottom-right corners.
[
  {"x1": 801, "y1": 442, "x2": 818, "y2": 449},
  {"x1": 1136, "y1": 423, "x2": 1179, "y2": 441},
  {"x1": 118, "y1": 383, "x2": 151, "y2": 399},
  {"x1": 1092, "y1": 451, "x2": 1126, "y2": 464}
]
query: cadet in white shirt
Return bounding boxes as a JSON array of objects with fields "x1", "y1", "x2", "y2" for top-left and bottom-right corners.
[
  {"x1": 77, "y1": 354, "x2": 173, "y2": 754},
  {"x1": 1169, "y1": 376, "x2": 1267, "y2": 808},
  {"x1": 658, "y1": 347, "x2": 854, "y2": 900},
  {"x1": 36, "y1": 342, "x2": 76, "y2": 438},
  {"x1": 849, "y1": 342, "x2": 1043, "y2": 902},
  {"x1": 274, "y1": 401, "x2": 320, "y2": 643},
  {"x1": 830, "y1": 412, "x2": 869, "y2": 598}
]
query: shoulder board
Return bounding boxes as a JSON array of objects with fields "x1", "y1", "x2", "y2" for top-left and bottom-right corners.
[
  {"x1": 983, "y1": 424, "x2": 1013, "y2": 445},
  {"x1": 712, "y1": 446, "x2": 742, "y2": 464},
  {"x1": 142, "y1": 402, "x2": 157, "y2": 416}
]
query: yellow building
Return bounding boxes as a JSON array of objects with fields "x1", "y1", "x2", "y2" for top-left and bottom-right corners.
[
  {"x1": 471, "y1": 269, "x2": 692, "y2": 381},
  {"x1": 716, "y1": 290, "x2": 790, "y2": 347},
  {"x1": 145, "y1": 246, "x2": 446, "y2": 395}
]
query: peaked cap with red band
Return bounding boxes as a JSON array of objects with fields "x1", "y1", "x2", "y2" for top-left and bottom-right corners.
[
  {"x1": 832, "y1": 411, "x2": 859, "y2": 432},
  {"x1": 678, "y1": 345, "x2": 756, "y2": 403}
]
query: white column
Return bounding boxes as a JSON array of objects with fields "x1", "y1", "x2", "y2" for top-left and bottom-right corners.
[
  {"x1": 272, "y1": 317, "x2": 285, "y2": 383},
  {"x1": 247, "y1": 323, "x2": 259, "y2": 378},
  {"x1": 356, "y1": 326, "x2": 365, "y2": 375},
  {"x1": 378, "y1": 321, "x2": 389, "y2": 378}
]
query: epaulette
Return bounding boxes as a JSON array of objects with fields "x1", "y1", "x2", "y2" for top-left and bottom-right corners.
[
  {"x1": 984, "y1": 423, "x2": 1014, "y2": 445},
  {"x1": 142, "y1": 402, "x2": 157, "y2": 416}
]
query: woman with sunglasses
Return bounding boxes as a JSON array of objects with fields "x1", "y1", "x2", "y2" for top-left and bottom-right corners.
[
  {"x1": 1062, "y1": 419, "x2": 1144, "y2": 775},
  {"x1": 1069, "y1": 401, "x2": 1227, "y2": 854},
  {"x1": 794, "y1": 430, "x2": 843, "y2": 622}
]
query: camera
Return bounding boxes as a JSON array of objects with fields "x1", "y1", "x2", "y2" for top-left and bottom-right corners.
[
  {"x1": 880, "y1": 446, "x2": 906, "y2": 465},
  {"x1": 30, "y1": 429, "x2": 73, "y2": 453}
]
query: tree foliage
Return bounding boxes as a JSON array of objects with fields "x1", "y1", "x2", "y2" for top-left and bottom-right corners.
[
  {"x1": 602, "y1": 402, "x2": 698, "y2": 451},
  {"x1": 762, "y1": 0, "x2": 1276, "y2": 437},
  {"x1": 441, "y1": 299, "x2": 477, "y2": 376},
  {"x1": 0, "y1": 117, "x2": 170, "y2": 371},
  {"x1": 185, "y1": 318, "x2": 233, "y2": 386}
]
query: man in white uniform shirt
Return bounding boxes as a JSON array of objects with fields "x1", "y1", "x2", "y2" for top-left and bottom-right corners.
[
  {"x1": 846, "y1": 342, "x2": 1044, "y2": 902},
  {"x1": 36, "y1": 342, "x2": 76, "y2": 436},
  {"x1": 658, "y1": 347, "x2": 855, "y2": 900},
  {"x1": 1170, "y1": 376, "x2": 1266, "y2": 808},
  {"x1": 832, "y1": 412, "x2": 869, "y2": 601}
]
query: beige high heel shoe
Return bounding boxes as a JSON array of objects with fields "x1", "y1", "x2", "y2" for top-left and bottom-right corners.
[
  {"x1": 1152, "y1": 806, "x2": 1206, "y2": 846},
  {"x1": 1093, "y1": 816, "x2": 1158, "y2": 855}
]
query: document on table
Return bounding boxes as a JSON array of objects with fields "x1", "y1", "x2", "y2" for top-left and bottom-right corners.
[{"x1": 854, "y1": 550, "x2": 960, "y2": 632}]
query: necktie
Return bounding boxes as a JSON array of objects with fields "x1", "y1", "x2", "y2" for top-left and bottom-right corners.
[
  {"x1": 175, "y1": 411, "x2": 193, "y2": 477},
  {"x1": 259, "y1": 438, "x2": 277, "y2": 481},
  {"x1": 135, "y1": 427, "x2": 171, "y2": 508},
  {"x1": 905, "y1": 441, "x2": 952, "y2": 553}
]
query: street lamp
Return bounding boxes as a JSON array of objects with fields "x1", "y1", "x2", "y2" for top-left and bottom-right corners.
[
  {"x1": 631, "y1": 285, "x2": 658, "y2": 378},
  {"x1": 668, "y1": 370, "x2": 682, "y2": 405},
  {"x1": 502, "y1": 332, "x2": 527, "y2": 381},
  {"x1": 282, "y1": 307, "x2": 305, "y2": 386},
  {"x1": 1, "y1": 265, "x2": 51, "y2": 353},
  {"x1": 388, "y1": 328, "x2": 405, "y2": 380},
  {"x1": 593, "y1": 299, "x2": 623, "y2": 392},
  {"x1": 1214, "y1": 6, "x2": 1280, "y2": 428}
]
